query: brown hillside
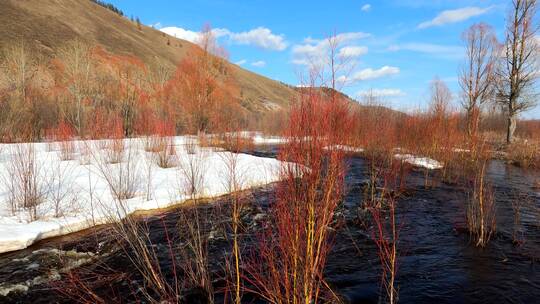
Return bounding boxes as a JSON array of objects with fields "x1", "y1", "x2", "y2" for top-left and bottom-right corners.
[{"x1": 0, "y1": 0, "x2": 296, "y2": 112}]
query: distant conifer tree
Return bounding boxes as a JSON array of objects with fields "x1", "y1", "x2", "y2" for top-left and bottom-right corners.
[{"x1": 90, "y1": 0, "x2": 124, "y2": 16}]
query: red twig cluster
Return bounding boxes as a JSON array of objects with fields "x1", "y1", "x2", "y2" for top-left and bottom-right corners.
[{"x1": 246, "y1": 88, "x2": 354, "y2": 303}]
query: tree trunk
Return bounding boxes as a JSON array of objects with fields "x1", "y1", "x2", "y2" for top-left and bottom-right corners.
[
  {"x1": 466, "y1": 107, "x2": 480, "y2": 139},
  {"x1": 506, "y1": 114, "x2": 517, "y2": 144}
]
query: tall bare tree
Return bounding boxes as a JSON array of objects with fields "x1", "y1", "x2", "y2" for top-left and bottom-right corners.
[
  {"x1": 459, "y1": 23, "x2": 498, "y2": 138},
  {"x1": 55, "y1": 39, "x2": 94, "y2": 136},
  {"x1": 429, "y1": 77, "x2": 452, "y2": 116},
  {"x1": 496, "y1": 0, "x2": 539, "y2": 144},
  {"x1": 0, "y1": 41, "x2": 40, "y2": 139}
]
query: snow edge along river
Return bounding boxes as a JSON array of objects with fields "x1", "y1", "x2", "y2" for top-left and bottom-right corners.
[{"x1": 0, "y1": 137, "x2": 284, "y2": 254}]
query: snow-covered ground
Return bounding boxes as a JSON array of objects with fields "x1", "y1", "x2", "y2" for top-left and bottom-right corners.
[{"x1": 0, "y1": 137, "x2": 283, "y2": 254}]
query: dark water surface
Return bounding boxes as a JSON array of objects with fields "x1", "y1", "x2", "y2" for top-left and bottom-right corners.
[{"x1": 0, "y1": 146, "x2": 539, "y2": 303}]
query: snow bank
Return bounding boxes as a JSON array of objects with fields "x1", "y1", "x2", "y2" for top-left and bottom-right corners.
[
  {"x1": 394, "y1": 154, "x2": 443, "y2": 170},
  {"x1": 0, "y1": 137, "x2": 283, "y2": 254}
]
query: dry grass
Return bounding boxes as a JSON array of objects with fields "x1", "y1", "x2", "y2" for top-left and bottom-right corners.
[
  {"x1": 3, "y1": 144, "x2": 46, "y2": 220},
  {"x1": 0, "y1": 0, "x2": 296, "y2": 114},
  {"x1": 506, "y1": 140, "x2": 540, "y2": 168}
]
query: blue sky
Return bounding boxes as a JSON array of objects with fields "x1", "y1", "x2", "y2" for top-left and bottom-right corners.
[{"x1": 106, "y1": 0, "x2": 540, "y2": 118}]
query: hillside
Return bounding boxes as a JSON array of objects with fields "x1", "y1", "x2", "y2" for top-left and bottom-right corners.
[
  {"x1": 0, "y1": 0, "x2": 296, "y2": 112},
  {"x1": 294, "y1": 86, "x2": 406, "y2": 118}
]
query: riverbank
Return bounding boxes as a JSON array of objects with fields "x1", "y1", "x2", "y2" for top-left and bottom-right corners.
[{"x1": 0, "y1": 136, "x2": 284, "y2": 254}]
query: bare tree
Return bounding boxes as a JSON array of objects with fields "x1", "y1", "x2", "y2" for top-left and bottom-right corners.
[
  {"x1": 0, "y1": 41, "x2": 40, "y2": 139},
  {"x1": 1, "y1": 42, "x2": 36, "y2": 109},
  {"x1": 55, "y1": 40, "x2": 93, "y2": 136},
  {"x1": 496, "y1": 0, "x2": 539, "y2": 144},
  {"x1": 326, "y1": 32, "x2": 356, "y2": 96},
  {"x1": 429, "y1": 77, "x2": 453, "y2": 116},
  {"x1": 459, "y1": 23, "x2": 498, "y2": 138}
]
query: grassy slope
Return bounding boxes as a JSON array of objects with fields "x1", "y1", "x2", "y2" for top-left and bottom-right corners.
[{"x1": 0, "y1": 0, "x2": 296, "y2": 112}]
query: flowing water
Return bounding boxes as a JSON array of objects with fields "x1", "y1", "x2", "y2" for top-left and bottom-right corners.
[{"x1": 0, "y1": 146, "x2": 539, "y2": 303}]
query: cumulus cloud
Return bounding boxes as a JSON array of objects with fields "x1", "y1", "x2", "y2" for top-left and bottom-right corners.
[
  {"x1": 346, "y1": 66, "x2": 400, "y2": 82},
  {"x1": 292, "y1": 32, "x2": 370, "y2": 66},
  {"x1": 160, "y1": 26, "x2": 287, "y2": 51},
  {"x1": 235, "y1": 59, "x2": 247, "y2": 65},
  {"x1": 361, "y1": 4, "x2": 371, "y2": 12},
  {"x1": 357, "y1": 88, "x2": 405, "y2": 97},
  {"x1": 418, "y1": 6, "x2": 493, "y2": 29},
  {"x1": 228, "y1": 27, "x2": 287, "y2": 51},
  {"x1": 251, "y1": 60, "x2": 266, "y2": 67},
  {"x1": 160, "y1": 27, "x2": 201, "y2": 43},
  {"x1": 338, "y1": 46, "x2": 368, "y2": 58}
]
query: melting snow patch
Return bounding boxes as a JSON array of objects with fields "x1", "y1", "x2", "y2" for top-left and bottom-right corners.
[
  {"x1": 324, "y1": 145, "x2": 364, "y2": 153},
  {"x1": 394, "y1": 154, "x2": 443, "y2": 170},
  {"x1": 252, "y1": 134, "x2": 288, "y2": 145}
]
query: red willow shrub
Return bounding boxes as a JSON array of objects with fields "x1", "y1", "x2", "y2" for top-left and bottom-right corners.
[
  {"x1": 142, "y1": 118, "x2": 177, "y2": 168},
  {"x1": 369, "y1": 196, "x2": 399, "y2": 304},
  {"x1": 53, "y1": 120, "x2": 77, "y2": 161},
  {"x1": 162, "y1": 35, "x2": 239, "y2": 135},
  {"x1": 353, "y1": 106, "x2": 399, "y2": 205},
  {"x1": 246, "y1": 88, "x2": 354, "y2": 303},
  {"x1": 366, "y1": 159, "x2": 408, "y2": 304},
  {"x1": 463, "y1": 140, "x2": 496, "y2": 247},
  {"x1": 102, "y1": 115, "x2": 126, "y2": 164}
]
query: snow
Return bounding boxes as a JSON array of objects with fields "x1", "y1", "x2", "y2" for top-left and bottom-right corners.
[
  {"x1": 323, "y1": 145, "x2": 442, "y2": 169},
  {"x1": 207, "y1": 131, "x2": 288, "y2": 145},
  {"x1": 394, "y1": 154, "x2": 444, "y2": 170},
  {"x1": 324, "y1": 145, "x2": 364, "y2": 153},
  {"x1": 252, "y1": 134, "x2": 288, "y2": 145},
  {"x1": 452, "y1": 148, "x2": 471, "y2": 153},
  {"x1": 0, "y1": 137, "x2": 284, "y2": 254}
]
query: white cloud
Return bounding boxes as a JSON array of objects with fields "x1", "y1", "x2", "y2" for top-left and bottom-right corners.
[
  {"x1": 348, "y1": 66, "x2": 400, "y2": 82},
  {"x1": 388, "y1": 43, "x2": 464, "y2": 59},
  {"x1": 357, "y1": 88, "x2": 405, "y2": 97},
  {"x1": 228, "y1": 27, "x2": 287, "y2": 51},
  {"x1": 151, "y1": 22, "x2": 162, "y2": 29},
  {"x1": 338, "y1": 46, "x2": 368, "y2": 58},
  {"x1": 210, "y1": 28, "x2": 231, "y2": 39},
  {"x1": 235, "y1": 59, "x2": 247, "y2": 65},
  {"x1": 160, "y1": 26, "x2": 287, "y2": 51},
  {"x1": 335, "y1": 32, "x2": 372, "y2": 42},
  {"x1": 251, "y1": 60, "x2": 266, "y2": 67},
  {"x1": 160, "y1": 27, "x2": 201, "y2": 43},
  {"x1": 361, "y1": 4, "x2": 371, "y2": 12},
  {"x1": 292, "y1": 32, "x2": 371, "y2": 66},
  {"x1": 418, "y1": 6, "x2": 493, "y2": 29}
]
